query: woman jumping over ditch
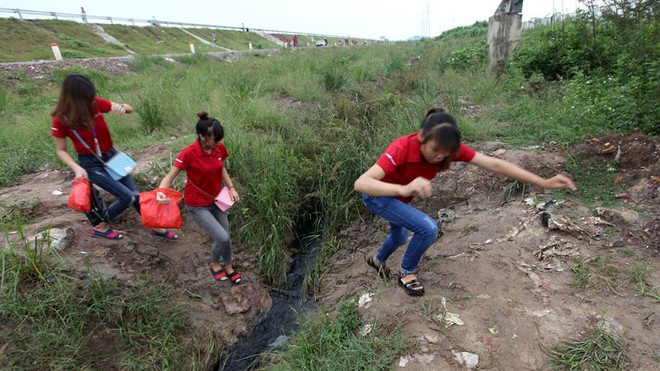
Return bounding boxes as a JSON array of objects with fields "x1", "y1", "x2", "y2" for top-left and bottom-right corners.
[{"x1": 354, "y1": 108, "x2": 577, "y2": 296}]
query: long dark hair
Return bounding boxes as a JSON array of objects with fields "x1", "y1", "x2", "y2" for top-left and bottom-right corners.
[
  {"x1": 51, "y1": 75, "x2": 97, "y2": 130},
  {"x1": 420, "y1": 107, "x2": 461, "y2": 171},
  {"x1": 196, "y1": 111, "x2": 224, "y2": 142}
]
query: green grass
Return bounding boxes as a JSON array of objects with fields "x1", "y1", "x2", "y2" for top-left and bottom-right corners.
[
  {"x1": 265, "y1": 298, "x2": 413, "y2": 370},
  {"x1": 0, "y1": 19, "x2": 126, "y2": 62},
  {"x1": 627, "y1": 263, "x2": 653, "y2": 296},
  {"x1": 0, "y1": 223, "x2": 219, "y2": 369},
  {"x1": 542, "y1": 330, "x2": 629, "y2": 370}
]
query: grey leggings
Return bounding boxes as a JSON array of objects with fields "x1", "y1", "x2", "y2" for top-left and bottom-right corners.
[{"x1": 187, "y1": 204, "x2": 232, "y2": 265}]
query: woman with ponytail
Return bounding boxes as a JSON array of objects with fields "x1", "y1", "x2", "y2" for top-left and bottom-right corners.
[
  {"x1": 157, "y1": 112, "x2": 242, "y2": 285},
  {"x1": 355, "y1": 108, "x2": 576, "y2": 296}
]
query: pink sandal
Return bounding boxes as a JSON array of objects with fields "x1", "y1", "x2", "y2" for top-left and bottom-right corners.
[
  {"x1": 151, "y1": 230, "x2": 179, "y2": 240},
  {"x1": 89, "y1": 228, "x2": 123, "y2": 240}
]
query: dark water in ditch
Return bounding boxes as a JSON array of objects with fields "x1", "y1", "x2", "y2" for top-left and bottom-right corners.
[{"x1": 215, "y1": 219, "x2": 322, "y2": 371}]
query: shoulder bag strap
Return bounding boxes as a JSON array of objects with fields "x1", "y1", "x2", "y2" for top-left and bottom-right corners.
[
  {"x1": 188, "y1": 179, "x2": 218, "y2": 202},
  {"x1": 72, "y1": 129, "x2": 107, "y2": 165}
]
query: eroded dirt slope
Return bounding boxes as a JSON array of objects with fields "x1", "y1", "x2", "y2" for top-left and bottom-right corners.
[{"x1": 319, "y1": 138, "x2": 659, "y2": 370}]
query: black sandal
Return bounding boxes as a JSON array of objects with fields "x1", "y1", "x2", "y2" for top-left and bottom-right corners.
[
  {"x1": 366, "y1": 255, "x2": 390, "y2": 279},
  {"x1": 398, "y1": 273, "x2": 425, "y2": 296}
]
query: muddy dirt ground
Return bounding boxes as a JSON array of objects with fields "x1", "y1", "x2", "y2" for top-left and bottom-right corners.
[{"x1": 1, "y1": 60, "x2": 658, "y2": 370}]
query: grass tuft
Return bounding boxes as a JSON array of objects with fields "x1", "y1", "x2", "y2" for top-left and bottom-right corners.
[
  {"x1": 266, "y1": 298, "x2": 412, "y2": 370},
  {"x1": 542, "y1": 330, "x2": 629, "y2": 371}
]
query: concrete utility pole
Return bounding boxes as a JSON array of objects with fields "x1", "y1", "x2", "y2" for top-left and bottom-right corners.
[{"x1": 488, "y1": 0, "x2": 523, "y2": 73}]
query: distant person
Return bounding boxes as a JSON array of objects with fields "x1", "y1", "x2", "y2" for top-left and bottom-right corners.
[
  {"x1": 151, "y1": 16, "x2": 158, "y2": 26},
  {"x1": 324, "y1": 38, "x2": 328, "y2": 46},
  {"x1": 156, "y1": 112, "x2": 243, "y2": 285},
  {"x1": 354, "y1": 108, "x2": 577, "y2": 296},
  {"x1": 212, "y1": 31, "x2": 217, "y2": 42},
  {"x1": 51, "y1": 75, "x2": 178, "y2": 240},
  {"x1": 80, "y1": 7, "x2": 87, "y2": 24},
  {"x1": 293, "y1": 35, "x2": 298, "y2": 47}
]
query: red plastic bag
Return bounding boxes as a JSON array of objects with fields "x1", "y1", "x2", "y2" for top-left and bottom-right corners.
[
  {"x1": 67, "y1": 177, "x2": 91, "y2": 212},
  {"x1": 140, "y1": 188, "x2": 183, "y2": 229}
]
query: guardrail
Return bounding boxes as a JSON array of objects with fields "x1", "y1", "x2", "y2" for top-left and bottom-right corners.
[{"x1": 0, "y1": 7, "x2": 346, "y2": 39}]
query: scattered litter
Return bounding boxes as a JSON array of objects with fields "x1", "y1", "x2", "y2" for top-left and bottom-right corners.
[
  {"x1": 441, "y1": 312, "x2": 464, "y2": 327},
  {"x1": 359, "y1": 324, "x2": 373, "y2": 337},
  {"x1": 28, "y1": 228, "x2": 68, "y2": 251},
  {"x1": 484, "y1": 239, "x2": 492, "y2": 244},
  {"x1": 267, "y1": 335, "x2": 289, "y2": 348},
  {"x1": 452, "y1": 351, "x2": 479, "y2": 369},
  {"x1": 79, "y1": 250, "x2": 88, "y2": 254},
  {"x1": 546, "y1": 214, "x2": 602, "y2": 239},
  {"x1": 437, "y1": 209, "x2": 455, "y2": 223},
  {"x1": 533, "y1": 235, "x2": 580, "y2": 262},
  {"x1": 526, "y1": 309, "x2": 551, "y2": 317},
  {"x1": 52, "y1": 190, "x2": 63, "y2": 196},
  {"x1": 524, "y1": 197, "x2": 535, "y2": 206},
  {"x1": 436, "y1": 297, "x2": 465, "y2": 327},
  {"x1": 398, "y1": 357, "x2": 409, "y2": 367},
  {"x1": 517, "y1": 262, "x2": 549, "y2": 287},
  {"x1": 497, "y1": 213, "x2": 536, "y2": 242},
  {"x1": 614, "y1": 145, "x2": 622, "y2": 163},
  {"x1": 512, "y1": 334, "x2": 518, "y2": 339},
  {"x1": 488, "y1": 326, "x2": 498, "y2": 335},
  {"x1": 595, "y1": 207, "x2": 639, "y2": 226},
  {"x1": 358, "y1": 293, "x2": 374, "y2": 309}
]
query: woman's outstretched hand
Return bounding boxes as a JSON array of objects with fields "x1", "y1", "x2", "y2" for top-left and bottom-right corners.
[
  {"x1": 156, "y1": 191, "x2": 171, "y2": 205},
  {"x1": 544, "y1": 175, "x2": 577, "y2": 191}
]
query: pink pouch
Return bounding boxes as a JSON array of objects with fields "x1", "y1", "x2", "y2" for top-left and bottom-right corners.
[{"x1": 214, "y1": 186, "x2": 234, "y2": 211}]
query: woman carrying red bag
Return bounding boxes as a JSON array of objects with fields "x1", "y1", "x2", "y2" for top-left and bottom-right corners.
[
  {"x1": 51, "y1": 74, "x2": 178, "y2": 240},
  {"x1": 156, "y1": 112, "x2": 242, "y2": 284}
]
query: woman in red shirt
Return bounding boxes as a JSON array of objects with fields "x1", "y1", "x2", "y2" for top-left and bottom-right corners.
[
  {"x1": 354, "y1": 108, "x2": 577, "y2": 296},
  {"x1": 51, "y1": 74, "x2": 177, "y2": 240},
  {"x1": 156, "y1": 112, "x2": 242, "y2": 285}
]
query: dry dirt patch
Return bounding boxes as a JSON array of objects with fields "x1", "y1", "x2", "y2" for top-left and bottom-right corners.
[{"x1": 319, "y1": 134, "x2": 659, "y2": 370}]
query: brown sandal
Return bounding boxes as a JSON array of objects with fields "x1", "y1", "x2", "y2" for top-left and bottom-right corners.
[{"x1": 366, "y1": 255, "x2": 390, "y2": 279}]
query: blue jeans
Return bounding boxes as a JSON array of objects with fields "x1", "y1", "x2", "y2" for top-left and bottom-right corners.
[
  {"x1": 362, "y1": 195, "x2": 438, "y2": 275},
  {"x1": 187, "y1": 204, "x2": 232, "y2": 265},
  {"x1": 78, "y1": 148, "x2": 140, "y2": 223}
]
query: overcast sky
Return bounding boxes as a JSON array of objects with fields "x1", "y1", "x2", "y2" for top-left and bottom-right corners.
[{"x1": 1, "y1": 0, "x2": 578, "y2": 40}]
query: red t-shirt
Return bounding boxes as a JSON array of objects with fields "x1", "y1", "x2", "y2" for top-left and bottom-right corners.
[
  {"x1": 50, "y1": 97, "x2": 114, "y2": 154},
  {"x1": 375, "y1": 133, "x2": 476, "y2": 202},
  {"x1": 174, "y1": 141, "x2": 230, "y2": 207}
]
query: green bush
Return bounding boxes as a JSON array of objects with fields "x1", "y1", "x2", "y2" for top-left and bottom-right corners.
[{"x1": 445, "y1": 40, "x2": 487, "y2": 70}]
